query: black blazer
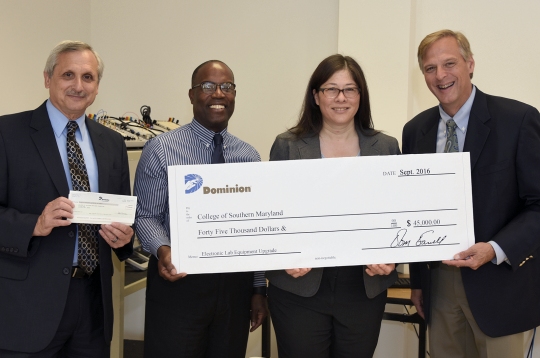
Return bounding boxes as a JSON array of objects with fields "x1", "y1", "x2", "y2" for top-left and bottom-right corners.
[
  {"x1": 402, "y1": 88, "x2": 540, "y2": 337},
  {"x1": 0, "y1": 102, "x2": 133, "y2": 352},
  {"x1": 266, "y1": 129, "x2": 400, "y2": 299}
]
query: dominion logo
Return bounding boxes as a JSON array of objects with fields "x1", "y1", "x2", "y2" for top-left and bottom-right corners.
[
  {"x1": 184, "y1": 174, "x2": 251, "y2": 195},
  {"x1": 185, "y1": 174, "x2": 203, "y2": 194}
]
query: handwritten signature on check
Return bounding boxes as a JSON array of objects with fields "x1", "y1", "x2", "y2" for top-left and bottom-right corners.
[{"x1": 390, "y1": 228, "x2": 446, "y2": 248}]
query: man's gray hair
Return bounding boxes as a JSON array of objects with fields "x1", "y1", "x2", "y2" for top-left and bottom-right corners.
[{"x1": 44, "y1": 40, "x2": 104, "y2": 82}]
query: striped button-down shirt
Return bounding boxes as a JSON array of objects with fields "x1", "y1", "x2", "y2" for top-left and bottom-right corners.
[{"x1": 134, "y1": 118, "x2": 265, "y2": 286}]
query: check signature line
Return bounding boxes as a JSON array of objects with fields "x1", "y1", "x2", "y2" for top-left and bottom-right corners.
[
  {"x1": 362, "y1": 243, "x2": 460, "y2": 250},
  {"x1": 199, "y1": 252, "x2": 301, "y2": 258},
  {"x1": 198, "y1": 227, "x2": 397, "y2": 239},
  {"x1": 197, "y1": 208, "x2": 458, "y2": 224}
]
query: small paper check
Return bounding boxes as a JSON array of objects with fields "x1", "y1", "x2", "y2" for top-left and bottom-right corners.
[
  {"x1": 169, "y1": 153, "x2": 475, "y2": 274},
  {"x1": 69, "y1": 191, "x2": 137, "y2": 225}
]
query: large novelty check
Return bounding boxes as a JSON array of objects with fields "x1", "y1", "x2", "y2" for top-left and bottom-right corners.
[{"x1": 169, "y1": 153, "x2": 475, "y2": 274}]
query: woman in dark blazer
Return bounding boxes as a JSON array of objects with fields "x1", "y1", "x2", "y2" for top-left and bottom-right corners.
[{"x1": 267, "y1": 54, "x2": 399, "y2": 358}]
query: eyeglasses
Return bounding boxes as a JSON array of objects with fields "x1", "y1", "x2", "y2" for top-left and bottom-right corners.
[
  {"x1": 319, "y1": 87, "x2": 360, "y2": 99},
  {"x1": 192, "y1": 81, "x2": 236, "y2": 94}
]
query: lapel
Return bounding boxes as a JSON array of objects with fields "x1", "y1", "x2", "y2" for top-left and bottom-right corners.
[
  {"x1": 463, "y1": 89, "x2": 490, "y2": 170},
  {"x1": 359, "y1": 131, "x2": 380, "y2": 156},
  {"x1": 86, "y1": 118, "x2": 109, "y2": 193},
  {"x1": 297, "y1": 134, "x2": 322, "y2": 159},
  {"x1": 29, "y1": 102, "x2": 69, "y2": 196},
  {"x1": 417, "y1": 107, "x2": 439, "y2": 154}
]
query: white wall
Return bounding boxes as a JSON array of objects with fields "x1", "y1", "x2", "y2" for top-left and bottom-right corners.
[
  {"x1": 0, "y1": 1, "x2": 91, "y2": 115},
  {"x1": 89, "y1": 0, "x2": 338, "y2": 160},
  {"x1": 338, "y1": 0, "x2": 414, "y2": 145},
  {"x1": 412, "y1": 0, "x2": 540, "y2": 115},
  {"x1": 339, "y1": 0, "x2": 540, "y2": 146}
]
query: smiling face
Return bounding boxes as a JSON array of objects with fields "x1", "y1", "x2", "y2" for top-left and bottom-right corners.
[
  {"x1": 422, "y1": 36, "x2": 475, "y2": 117},
  {"x1": 44, "y1": 50, "x2": 100, "y2": 120},
  {"x1": 313, "y1": 69, "x2": 360, "y2": 128},
  {"x1": 188, "y1": 62, "x2": 235, "y2": 132}
]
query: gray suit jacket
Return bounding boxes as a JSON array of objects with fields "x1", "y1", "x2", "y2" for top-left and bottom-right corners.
[{"x1": 266, "y1": 129, "x2": 399, "y2": 298}]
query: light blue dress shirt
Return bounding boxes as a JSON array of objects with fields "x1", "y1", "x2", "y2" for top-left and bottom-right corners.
[{"x1": 46, "y1": 99, "x2": 99, "y2": 265}]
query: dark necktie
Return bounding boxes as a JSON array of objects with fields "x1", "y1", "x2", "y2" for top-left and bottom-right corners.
[
  {"x1": 444, "y1": 119, "x2": 459, "y2": 153},
  {"x1": 66, "y1": 121, "x2": 99, "y2": 275},
  {"x1": 211, "y1": 133, "x2": 225, "y2": 164}
]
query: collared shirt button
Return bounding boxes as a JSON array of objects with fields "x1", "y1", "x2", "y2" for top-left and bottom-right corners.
[
  {"x1": 68, "y1": 231, "x2": 75, "y2": 238},
  {"x1": 63, "y1": 268, "x2": 70, "y2": 275},
  {"x1": 9, "y1": 248, "x2": 14, "y2": 253}
]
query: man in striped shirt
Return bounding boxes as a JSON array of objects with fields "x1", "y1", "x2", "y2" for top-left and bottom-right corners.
[{"x1": 134, "y1": 60, "x2": 267, "y2": 358}]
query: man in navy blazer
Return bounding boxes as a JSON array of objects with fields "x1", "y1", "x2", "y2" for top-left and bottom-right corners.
[
  {"x1": 402, "y1": 29, "x2": 540, "y2": 358},
  {"x1": 0, "y1": 41, "x2": 133, "y2": 357}
]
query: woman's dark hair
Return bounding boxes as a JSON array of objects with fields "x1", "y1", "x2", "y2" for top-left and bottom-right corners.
[{"x1": 289, "y1": 54, "x2": 378, "y2": 137}]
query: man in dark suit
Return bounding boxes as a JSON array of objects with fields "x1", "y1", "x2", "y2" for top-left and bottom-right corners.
[
  {"x1": 402, "y1": 29, "x2": 540, "y2": 358},
  {"x1": 0, "y1": 41, "x2": 133, "y2": 357}
]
